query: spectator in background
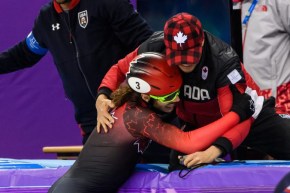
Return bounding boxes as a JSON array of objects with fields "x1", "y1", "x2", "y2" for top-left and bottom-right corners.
[
  {"x1": 241, "y1": 0, "x2": 290, "y2": 114},
  {"x1": 0, "y1": 0, "x2": 153, "y2": 144}
]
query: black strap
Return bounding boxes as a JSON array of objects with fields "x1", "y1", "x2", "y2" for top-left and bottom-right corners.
[
  {"x1": 178, "y1": 163, "x2": 208, "y2": 178},
  {"x1": 178, "y1": 159, "x2": 246, "y2": 178}
]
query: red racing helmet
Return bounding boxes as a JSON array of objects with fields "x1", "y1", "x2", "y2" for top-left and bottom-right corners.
[{"x1": 126, "y1": 52, "x2": 182, "y2": 96}]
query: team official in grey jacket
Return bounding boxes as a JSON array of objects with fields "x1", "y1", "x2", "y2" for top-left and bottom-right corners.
[{"x1": 242, "y1": 0, "x2": 290, "y2": 114}]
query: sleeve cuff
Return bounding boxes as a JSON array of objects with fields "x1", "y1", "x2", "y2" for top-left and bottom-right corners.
[
  {"x1": 212, "y1": 137, "x2": 233, "y2": 157},
  {"x1": 97, "y1": 87, "x2": 112, "y2": 99}
]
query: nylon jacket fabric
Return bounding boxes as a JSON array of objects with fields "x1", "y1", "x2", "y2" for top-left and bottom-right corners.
[{"x1": 242, "y1": 0, "x2": 290, "y2": 114}]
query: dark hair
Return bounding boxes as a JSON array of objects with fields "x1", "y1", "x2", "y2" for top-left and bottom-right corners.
[{"x1": 111, "y1": 84, "x2": 142, "y2": 108}]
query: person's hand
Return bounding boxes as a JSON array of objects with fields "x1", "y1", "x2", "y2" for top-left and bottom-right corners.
[
  {"x1": 230, "y1": 85, "x2": 255, "y2": 122},
  {"x1": 179, "y1": 146, "x2": 222, "y2": 168},
  {"x1": 95, "y1": 94, "x2": 115, "y2": 133}
]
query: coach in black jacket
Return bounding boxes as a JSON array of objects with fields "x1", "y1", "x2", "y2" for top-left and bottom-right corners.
[{"x1": 0, "y1": 0, "x2": 153, "y2": 143}]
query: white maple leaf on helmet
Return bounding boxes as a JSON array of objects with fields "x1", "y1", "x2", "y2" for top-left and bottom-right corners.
[{"x1": 174, "y1": 31, "x2": 187, "y2": 47}]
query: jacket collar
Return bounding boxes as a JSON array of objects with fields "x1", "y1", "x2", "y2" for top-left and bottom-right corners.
[{"x1": 53, "y1": 0, "x2": 80, "y2": 13}]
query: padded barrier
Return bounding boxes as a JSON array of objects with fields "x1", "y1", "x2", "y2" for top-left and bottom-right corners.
[{"x1": 0, "y1": 158, "x2": 289, "y2": 193}]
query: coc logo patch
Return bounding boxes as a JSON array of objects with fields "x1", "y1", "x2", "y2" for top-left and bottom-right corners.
[{"x1": 78, "y1": 10, "x2": 88, "y2": 29}]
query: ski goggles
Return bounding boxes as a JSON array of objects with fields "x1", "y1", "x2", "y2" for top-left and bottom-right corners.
[{"x1": 150, "y1": 90, "x2": 180, "y2": 103}]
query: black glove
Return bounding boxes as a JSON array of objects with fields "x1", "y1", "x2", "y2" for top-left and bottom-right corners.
[
  {"x1": 263, "y1": 96, "x2": 275, "y2": 108},
  {"x1": 230, "y1": 85, "x2": 255, "y2": 122}
]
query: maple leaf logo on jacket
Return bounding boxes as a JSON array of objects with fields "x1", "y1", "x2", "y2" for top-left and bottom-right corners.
[{"x1": 174, "y1": 31, "x2": 187, "y2": 47}]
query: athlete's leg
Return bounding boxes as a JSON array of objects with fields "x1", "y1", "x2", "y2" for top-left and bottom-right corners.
[{"x1": 48, "y1": 130, "x2": 138, "y2": 193}]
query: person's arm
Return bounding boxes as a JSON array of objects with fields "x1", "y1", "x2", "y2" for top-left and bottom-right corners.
[
  {"x1": 130, "y1": 111, "x2": 245, "y2": 154},
  {"x1": 96, "y1": 48, "x2": 139, "y2": 132},
  {"x1": 126, "y1": 89, "x2": 254, "y2": 154},
  {"x1": 210, "y1": 84, "x2": 253, "y2": 156},
  {"x1": 215, "y1": 81, "x2": 266, "y2": 154},
  {"x1": 98, "y1": 48, "x2": 138, "y2": 96},
  {"x1": 0, "y1": 33, "x2": 46, "y2": 73},
  {"x1": 178, "y1": 116, "x2": 252, "y2": 168}
]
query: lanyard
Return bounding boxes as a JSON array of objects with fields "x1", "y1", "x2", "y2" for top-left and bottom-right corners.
[{"x1": 242, "y1": 0, "x2": 258, "y2": 25}]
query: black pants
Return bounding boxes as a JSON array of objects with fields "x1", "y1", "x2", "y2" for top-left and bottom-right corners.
[{"x1": 240, "y1": 98, "x2": 290, "y2": 159}]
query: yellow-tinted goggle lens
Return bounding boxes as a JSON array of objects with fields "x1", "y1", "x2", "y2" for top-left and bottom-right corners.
[{"x1": 150, "y1": 90, "x2": 180, "y2": 103}]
